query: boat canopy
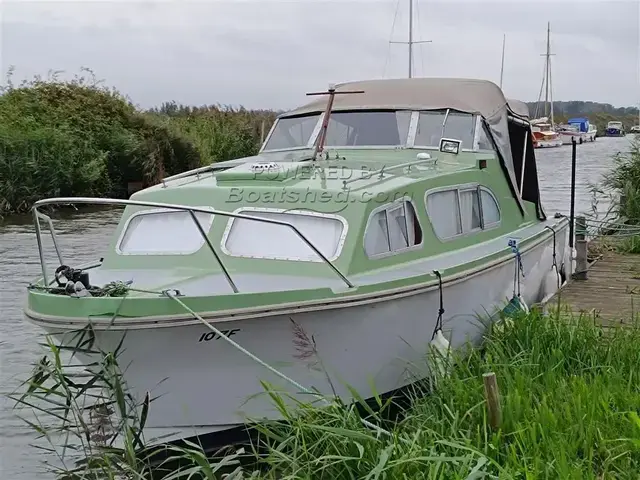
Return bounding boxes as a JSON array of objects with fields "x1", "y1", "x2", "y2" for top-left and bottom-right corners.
[
  {"x1": 285, "y1": 78, "x2": 543, "y2": 220},
  {"x1": 568, "y1": 117, "x2": 590, "y2": 133}
]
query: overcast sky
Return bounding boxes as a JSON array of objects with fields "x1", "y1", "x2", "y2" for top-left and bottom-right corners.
[{"x1": 1, "y1": 0, "x2": 639, "y2": 111}]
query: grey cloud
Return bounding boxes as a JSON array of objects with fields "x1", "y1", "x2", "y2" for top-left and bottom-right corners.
[{"x1": 1, "y1": 0, "x2": 638, "y2": 110}]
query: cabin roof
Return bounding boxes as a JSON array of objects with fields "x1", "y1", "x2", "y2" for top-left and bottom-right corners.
[
  {"x1": 137, "y1": 152, "x2": 482, "y2": 199},
  {"x1": 285, "y1": 78, "x2": 527, "y2": 121}
]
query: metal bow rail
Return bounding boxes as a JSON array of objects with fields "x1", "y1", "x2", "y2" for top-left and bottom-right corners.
[{"x1": 32, "y1": 197, "x2": 355, "y2": 292}]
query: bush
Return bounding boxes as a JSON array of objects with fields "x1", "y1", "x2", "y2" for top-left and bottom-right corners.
[
  {"x1": 602, "y1": 137, "x2": 640, "y2": 222},
  {"x1": 0, "y1": 70, "x2": 280, "y2": 215},
  {"x1": 148, "y1": 102, "x2": 279, "y2": 165}
]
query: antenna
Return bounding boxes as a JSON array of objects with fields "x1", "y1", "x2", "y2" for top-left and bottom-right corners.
[
  {"x1": 306, "y1": 85, "x2": 365, "y2": 160},
  {"x1": 389, "y1": 0, "x2": 432, "y2": 78},
  {"x1": 499, "y1": 34, "x2": 506, "y2": 89}
]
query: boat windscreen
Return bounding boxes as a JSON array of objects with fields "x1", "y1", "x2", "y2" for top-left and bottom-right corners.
[
  {"x1": 323, "y1": 110, "x2": 412, "y2": 147},
  {"x1": 414, "y1": 110, "x2": 476, "y2": 149},
  {"x1": 263, "y1": 113, "x2": 321, "y2": 151}
]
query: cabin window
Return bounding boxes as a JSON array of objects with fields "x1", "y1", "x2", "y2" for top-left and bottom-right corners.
[
  {"x1": 118, "y1": 209, "x2": 215, "y2": 255},
  {"x1": 364, "y1": 200, "x2": 423, "y2": 257},
  {"x1": 426, "y1": 186, "x2": 501, "y2": 240},
  {"x1": 414, "y1": 110, "x2": 476, "y2": 149},
  {"x1": 425, "y1": 190, "x2": 462, "y2": 238},
  {"x1": 263, "y1": 113, "x2": 321, "y2": 151},
  {"x1": 459, "y1": 189, "x2": 482, "y2": 231},
  {"x1": 223, "y1": 210, "x2": 346, "y2": 262},
  {"x1": 480, "y1": 189, "x2": 500, "y2": 225},
  {"x1": 324, "y1": 111, "x2": 412, "y2": 147},
  {"x1": 476, "y1": 123, "x2": 495, "y2": 151}
]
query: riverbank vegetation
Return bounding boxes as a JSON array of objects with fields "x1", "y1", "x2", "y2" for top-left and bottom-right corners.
[
  {"x1": 13, "y1": 307, "x2": 640, "y2": 479},
  {"x1": 603, "y1": 136, "x2": 640, "y2": 223},
  {"x1": 0, "y1": 70, "x2": 276, "y2": 216}
]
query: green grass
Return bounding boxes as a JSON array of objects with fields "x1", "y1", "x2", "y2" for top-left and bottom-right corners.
[
  {"x1": 246, "y1": 309, "x2": 640, "y2": 479},
  {"x1": 12, "y1": 308, "x2": 640, "y2": 479}
]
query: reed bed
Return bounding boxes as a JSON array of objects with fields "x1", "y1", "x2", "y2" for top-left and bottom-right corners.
[
  {"x1": 11, "y1": 307, "x2": 640, "y2": 479},
  {"x1": 0, "y1": 70, "x2": 277, "y2": 216}
]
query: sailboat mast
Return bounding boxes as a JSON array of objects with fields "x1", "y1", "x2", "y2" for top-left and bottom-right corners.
[
  {"x1": 408, "y1": 0, "x2": 413, "y2": 78},
  {"x1": 390, "y1": 0, "x2": 431, "y2": 78},
  {"x1": 499, "y1": 34, "x2": 505, "y2": 89},
  {"x1": 544, "y1": 22, "x2": 550, "y2": 118}
]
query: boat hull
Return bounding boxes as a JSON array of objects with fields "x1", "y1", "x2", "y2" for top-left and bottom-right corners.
[
  {"x1": 534, "y1": 138, "x2": 563, "y2": 148},
  {"x1": 605, "y1": 128, "x2": 625, "y2": 137},
  {"x1": 27, "y1": 220, "x2": 570, "y2": 446},
  {"x1": 558, "y1": 131, "x2": 586, "y2": 145}
]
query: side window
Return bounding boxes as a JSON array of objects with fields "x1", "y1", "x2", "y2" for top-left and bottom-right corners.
[
  {"x1": 426, "y1": 186, "x2": 501, "y2": 240},
  {"x1": 364, "y1": 200, "x2": 423, "y2": 257},
  {"x1": 459, "y1": 189, "x2": 482, "y2": 232},
  {"x1": 476, "y1": 123, "x2": 495, "y2": 151},
  {"x1": 480, "y1": 189, "x2": 500, "y2": 225},
  {"x1": 426, "y1": 190, "x2": 461, "y2": 238},
  {"x1": 118, "y1": 209, "x2": 215, "y2": 255}
]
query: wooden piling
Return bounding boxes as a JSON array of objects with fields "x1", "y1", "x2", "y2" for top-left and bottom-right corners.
[
  {"x1": 482, "y1": 372, "x2": 502, "y2": 431},
  {"x1": 574, "y1": 215, "x2": 588, "y2": 280}
]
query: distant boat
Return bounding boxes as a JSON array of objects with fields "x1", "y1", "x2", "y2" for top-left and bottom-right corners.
[
  {"x1": 531, "y1": 22, "x2": 561, "y2": 148},
  {"x1": 605, "y1": 121, "x2": 625, "y2": 137},
  {"x1": 558, "y1": 117, "x2": 596, "y2": 144},
  {"x1": 531, "y1": 118, "x2": 563, "y2": 148},
  {"x1": 556, "y1": 124, "x2": 586, "y2": 145}
]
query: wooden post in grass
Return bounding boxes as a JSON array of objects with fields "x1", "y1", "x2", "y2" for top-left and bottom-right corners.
[
  {"x1": 574, "y1": 215, "x2": 588, "y2": 280},
  {"x1": 482, "y1": 372, "x2": 502, "y2": 431}
]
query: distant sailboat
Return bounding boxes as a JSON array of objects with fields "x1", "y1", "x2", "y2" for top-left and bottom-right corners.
[{"x1": 531, "y1": 22, "x2": 563, "y2": 149}]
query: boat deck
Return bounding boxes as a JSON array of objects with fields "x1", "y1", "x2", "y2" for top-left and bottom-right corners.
[{"x1": 547, "y1": 245, "x2": 640, "y2": 327}]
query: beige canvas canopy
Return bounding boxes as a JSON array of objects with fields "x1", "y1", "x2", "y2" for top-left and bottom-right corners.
[
  {"x1": 283, "y1": 78, "x2": 536, "y2": 217},
  {"x1": 287, "y1": 78, "x2": 526, "y2": 120}
]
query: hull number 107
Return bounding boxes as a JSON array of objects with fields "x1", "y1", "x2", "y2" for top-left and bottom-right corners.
[{"x1": 198, "y1": 329, "x2": 240, "y2": 342}]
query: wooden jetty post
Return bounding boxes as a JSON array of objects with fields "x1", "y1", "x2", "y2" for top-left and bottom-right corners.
[
  {"x1": 574, "y1": 215, "x2": 588, "y2": 280},
  {"x1": 482, "y1": 372, "x2": 502, "y2": 431}
]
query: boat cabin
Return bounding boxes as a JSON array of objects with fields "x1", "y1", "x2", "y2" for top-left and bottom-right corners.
[{"x1": 31, "y1": 78, "x2": 547, "y2": 296}]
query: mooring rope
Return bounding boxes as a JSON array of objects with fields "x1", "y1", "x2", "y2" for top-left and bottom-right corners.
[
  {"x1": 544, "y1": 225, "x2": 560, "y2": 289},
  {"x1": 431, "y1": 270, "x2": 445, "y2": 341}
]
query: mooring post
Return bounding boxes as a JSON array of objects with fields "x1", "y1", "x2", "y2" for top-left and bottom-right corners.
[
  {"x1": 574, "y1": 215, "x2": 588, "y2": 280},
  {"x1": 482, "y1": 372, "x2": 502, "y2": 431},
  {"x1": 569, "y1": 138, "x2": 577, "y2": 248}
]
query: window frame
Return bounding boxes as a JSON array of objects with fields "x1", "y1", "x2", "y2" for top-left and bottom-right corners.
[
  {"x1": 220, "y1": 207, "x2": 349, "y2": 262},
  {"x1": 313, "y1": 109, "x2": 414, "y2": 149},
  {"x1": 260, "y1": 108, "x2": 495, "y2": 153},
  {"x1": 260, "y1": 113, "x2": 324, "y2": 153},
  {"x1": 412, "y1": 109, "x2": 478, "y2": 152},
  {"x1": 115, "y1": 207, "x2": 216, "y2": 256},
  {"x1": 425, "y1": 184, "x2": 502, "y2": 241},
  {"x1": 363, "y1": 197, "x2": 424, "y2": 259}
]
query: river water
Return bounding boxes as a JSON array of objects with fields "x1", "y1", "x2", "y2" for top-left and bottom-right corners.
[{"x1": 0, "y1": 135, "x2": 635, "y2": 479}]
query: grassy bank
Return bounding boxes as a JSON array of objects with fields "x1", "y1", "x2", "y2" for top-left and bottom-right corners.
[
  {"x1": 13, "y1": 308, "x2": 640, "y2": 479},
  {"x1": 603, "y1": 136, "x2": 640, "y2": 223},
  {"x1": 0, "y1": 71, "x2": 277, "y2": 216}
]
